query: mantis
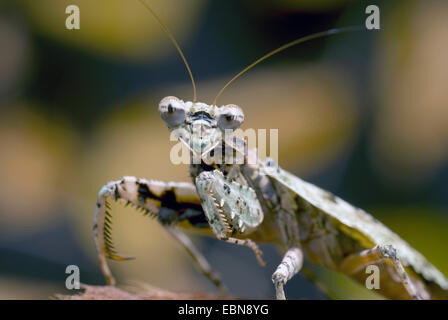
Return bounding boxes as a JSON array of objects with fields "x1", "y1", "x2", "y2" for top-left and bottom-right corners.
[{"x1": 92, "y1": 0, "x2": 448, "y2": 300}]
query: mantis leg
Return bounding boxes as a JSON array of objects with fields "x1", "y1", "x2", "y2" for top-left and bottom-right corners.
[
  {"x1": 164, "y1": 226, "x2": 228, "y2": 294},
  {"x1": 218, "y1": 236, "x2": 265, "y2": 266},
  {"x1": 338, "y1": 244, "x2": 422, "y2": 300},
  {"x1": 93, "y1": 176, "x2": 224, "y2": 290},
  {"x1": 195, "y1": 170, "x2": 266, "y2": 266},
  {"x1": 272, "y1": 247, "x2": 304, "y2": 300}
]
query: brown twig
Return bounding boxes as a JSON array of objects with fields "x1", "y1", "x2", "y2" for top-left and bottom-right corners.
[{"x1": 54, "y1": 283, "x2": 232, "y2": 300}]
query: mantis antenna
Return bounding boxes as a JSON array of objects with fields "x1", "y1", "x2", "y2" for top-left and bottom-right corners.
[
  {"x1": 212, "y1": 26, "x2": 364, "y2": 107},
  {"x1": 138, "y1": 0, "x2": 197, "y2": 103}
]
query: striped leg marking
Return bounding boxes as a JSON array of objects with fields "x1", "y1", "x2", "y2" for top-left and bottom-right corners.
[
  {"x1": 219, "y1": 236, "x2": 266, "y2": 266},
  {"x1": 93, "y1": 176, "x2": 213, "y2": 286},
  {"x1": 272, "y1": 247, "x2": 304, "y2": 300},
  {"x1": 338, "y1": 244, "x2": 423, "y2": 300}
]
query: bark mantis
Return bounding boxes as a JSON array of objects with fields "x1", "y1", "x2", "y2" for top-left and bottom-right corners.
[{"x1": 92, "y1": 0, "x2": 448, "y2": 299}]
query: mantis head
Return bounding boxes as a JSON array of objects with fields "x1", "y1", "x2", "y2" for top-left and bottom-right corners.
[{"x1": 158, "y1": 96, "x2": 244, "y2": 161}]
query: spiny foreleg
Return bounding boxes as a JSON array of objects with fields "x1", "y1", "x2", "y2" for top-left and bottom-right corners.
[
  {"x1": 93, "y1": 176, "x2": 219, "y2": 287},
  {"x1": 195, "y1": 170, "x2": 266, "y2": 266}
]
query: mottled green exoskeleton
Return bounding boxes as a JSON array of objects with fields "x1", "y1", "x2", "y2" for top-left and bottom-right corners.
[{"x1": 92, "y1": 0, "x2": 448, "y2": 300}]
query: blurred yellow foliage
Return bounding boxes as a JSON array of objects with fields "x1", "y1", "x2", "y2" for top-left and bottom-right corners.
[
  {"x1": 0, "y1": 107, "x2": 77, "y2": 235},
  {"x1": 19, "y1": 0, "x2": 205, "y2": 59},
  {"x1": 372, "y1": 1, "x2": 448, "y2": 185}
]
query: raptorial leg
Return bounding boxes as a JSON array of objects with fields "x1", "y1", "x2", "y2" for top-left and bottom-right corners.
[
  {"x1": 165, "y1": 227, "x2": 228, "y2": 294},
  {"x1": 272, "y1": 247, "x2": 304, "y2": 300},
  {"x1": 195, "y1": 170, "x2": 266, "y2": 266},
  {"x1": 93, "y1": 176, "x2": 213, "y2": 286},
  {"x1": 338, "y1": 244, "x2": 422, "y2": 300}
]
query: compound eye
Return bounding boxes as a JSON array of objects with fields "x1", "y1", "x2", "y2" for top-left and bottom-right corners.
[
  {"x1": 217, "y1": 104, "x2": 244, "y2": 130},
  {"x1": 158, "y1": 96, "x2": 186, "y2": 128}
]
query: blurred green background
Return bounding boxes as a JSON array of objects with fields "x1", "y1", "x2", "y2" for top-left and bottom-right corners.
[{"x1": 0, "y1": 0, "x2": 447, "y2": 299}]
